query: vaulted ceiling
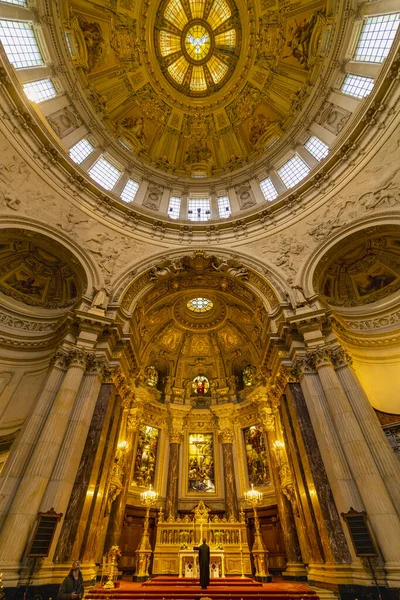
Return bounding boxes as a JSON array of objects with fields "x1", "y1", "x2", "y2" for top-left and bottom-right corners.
[{"x1": 127, "y1": 252, "x2": 270, "y2": 397}]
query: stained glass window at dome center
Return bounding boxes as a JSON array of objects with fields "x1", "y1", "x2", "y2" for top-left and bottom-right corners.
[
  {"x1": 185, "y1": 25, "x2": 210, "y2": 61},
  {"x1": 155, "y1": 0, "x2": 240, "y2": 96}
]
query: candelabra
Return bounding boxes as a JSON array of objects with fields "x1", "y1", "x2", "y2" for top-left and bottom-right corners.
[
  {"x1": 135, "y1": 485, "x2": 158, "y2": 581},
  {"x1": 103, "y1": 545, "x2": 121, "y2": 589},
  {"x1": 244, "y1": 484, "x2": 271, "y2": 582}
]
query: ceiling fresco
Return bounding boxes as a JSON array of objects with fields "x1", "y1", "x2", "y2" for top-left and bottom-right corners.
[
  {"x1": 0, "y1": 231, "x2": 86, "y2": 309},
  {"x1": 62, "y1": 0, "x2": 330, "y2": 176},
  {"x1": 315, "y1": 230, "x2": 400, "y2": 307}
]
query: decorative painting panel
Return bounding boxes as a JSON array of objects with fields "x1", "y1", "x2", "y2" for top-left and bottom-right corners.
[
  {"x1": 243, "y1": 424, "x2": 271, "y2": 486},
  {"x1": 133, "y1": 425, "x2": 159, "y2": 487},
  {"x1": 188, "y1": 433, "x2": 215, "y2": 493}
]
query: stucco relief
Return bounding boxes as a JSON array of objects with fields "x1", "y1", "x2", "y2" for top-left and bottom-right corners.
[
  {"x1": 246, "y1": 124, "x2": 400, "y2": 284},
  {"x1": 0, "y1": 136, "x2": 160, "y2": 287},
  {"x1": 258, "y1": 234, "x2": 309, "y2": 277}
]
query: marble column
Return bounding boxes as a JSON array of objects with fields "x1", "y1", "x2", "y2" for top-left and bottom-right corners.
[
  {"x1": 332, "y1": 347, "x2": 400, "y2": 517},
  {"x1": 81, "y1": 392, "x2": 123, "y2": 564},
  {"x1": 260, "y1": 406, "x2": 305, "y2": 578},
  {"x1": 40, "y1": 356, "x2": 106, "y2": 558},
  {"x1": 104, "y1": 402, "x2": 143, "y2": 551},
  {"x1": 219, "y1": 430, "x2": 239, "y2": 520},
  {"x1": 311, "y1": 347, "x2": 400, "y2": 565},
  {"x1": 283, "y1": 383, "x2": 351, "y2": 565},
  {"x1": 165, "y1": 431, "x2": 182, "y2": 520},
  {"x1": 0, "y1": 347, "x2": 88, "y2": 563},
  {"x1": 54, "y1": 382, "x2": 118, "y2": 563},
  {"x1": 0, "y1": 349, "x2": 69, "y2": 531},
  {"x1": 295, "y1": 359, "x2": 364, "y2": 518}
]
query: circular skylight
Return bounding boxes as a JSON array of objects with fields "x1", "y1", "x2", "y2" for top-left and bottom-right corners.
[
  {"x1": 155, "y1": 0, "x2": 240, "y2": 96},
  {"x1": 187, "y1": 297, "x2": 214, "y2": 313}
]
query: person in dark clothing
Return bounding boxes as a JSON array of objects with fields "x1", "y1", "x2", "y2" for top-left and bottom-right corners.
[
  {"x1": 198, "y1": 539, "x2": 210, "y2": 589},
  {"x1": 58, "y1": 560, "x2": 84, "y2": 600}
]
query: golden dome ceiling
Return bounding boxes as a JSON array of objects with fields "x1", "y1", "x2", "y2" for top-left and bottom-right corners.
[{"x1": 64, "y1": 0, "x2": 329, "y2": 177}]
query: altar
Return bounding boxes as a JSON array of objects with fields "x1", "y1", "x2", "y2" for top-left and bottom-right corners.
[
  {"x1": 178, "y1": 549, "x2": 226, "y2": 578},
  {"x1": 152, "y1": 501, "x2": 252, "y2": 577}
]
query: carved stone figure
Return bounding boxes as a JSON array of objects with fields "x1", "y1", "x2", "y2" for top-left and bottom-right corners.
[
  {"x1": 90, "y1": 286, "x2": 110, "y2": 310},
  {"x1": 163, "y1": 375, "x2": 174, "y2": 395},
  {"x1": 227, "y1": 375, "x2": 238, "y2": 395},
  {"x1": 210, "y1": 379, "x2": 219, "y2": 401},
  {"x1": 145, "y1": 365, "x2": 158, "y2": 387},
  {"x1": 0, "y1": 191, "x2": 20, "y2": 210},
  {"x1": 150, "y1": 259, "x2": 185, "y2": 281},
  {"x1": 243, "y1": 365, "x2": 257, "y2": 386},
  {"x1": 211, "y1": 258, "x2": 249, "y2": 280},
  {"x1": 120, "y1": 116, "x2": 147, "y2": 146},
  {"x1": 286, "y1": 279, "x2": 310, "y2": 308}
]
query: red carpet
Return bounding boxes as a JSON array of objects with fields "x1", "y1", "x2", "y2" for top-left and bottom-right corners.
[{"x1": 87, "y1": 577, "x2": 319, "y2": 599}]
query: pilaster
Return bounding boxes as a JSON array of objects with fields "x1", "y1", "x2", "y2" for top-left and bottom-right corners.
[
  {"x1": 104, "y1": 395, "x2": 144, "y2": 551},
  {"x1": 259, "y1": 402, "x2": 306, "y2": 580},
  {"x1": 214, "y1": 404, "x2": 239, "y2": 520},
  {"x1": 165, "y1": 405, "x2": 189, "y2": 519}
]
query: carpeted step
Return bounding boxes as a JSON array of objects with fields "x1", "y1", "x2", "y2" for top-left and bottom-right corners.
[{"x1": 86, "y1": 577, "x2": 320, "y2": 600}]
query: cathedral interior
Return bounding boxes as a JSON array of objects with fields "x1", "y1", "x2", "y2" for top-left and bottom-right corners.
[{"x1": 0, "y1": 0, "x2": 399, "y2": 599}]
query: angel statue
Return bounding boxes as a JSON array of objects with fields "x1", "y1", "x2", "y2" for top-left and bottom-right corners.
[
  {"x1": 211, "y1": 257, "x2": 249, "y2": 280},
  {"x1": 150, "y1": 258, "x2": 185, "y2": 281}
]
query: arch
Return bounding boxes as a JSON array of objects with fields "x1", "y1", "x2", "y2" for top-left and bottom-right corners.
[
  {"x1": 110, "y1": 247, "x2": 288, "y2": 315},
  {"x1": 299, "y1": 214, "x2": 400, "y2": 302},
  {"x1": 0, "y1": 215, "x2": 104, "y2": 302}
]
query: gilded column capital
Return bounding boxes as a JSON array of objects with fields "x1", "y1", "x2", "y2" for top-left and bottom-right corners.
[
  {"x1": 211, "y1": 404, "x2": 236, "y2": 444},
  {"x1": 263, "y1": 411, "x2": 276, "y2": 432},
  {"x1": 127, "y1": 405, "x2": 144, "y2": 431},
  {"x1": 292, "y1": 347, "x2": 334, "y2": 375},
  {"x1": 279, "y1": 365, "x2": 299, "y2": 384},
  {"x1": 169, "y1": 429, "x2": 184, "y2": 444},
  {"x1": 103, "y1": 365, "x2": 119, "y2": 384},
  {"x1": 219, "y1": 428, "x2": 234, "y2": 444},
  {"x1": 167, "y1": 405, "x2": 190, "y2": 443}
]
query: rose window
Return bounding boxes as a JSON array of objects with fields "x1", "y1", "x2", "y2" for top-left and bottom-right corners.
[
  {"x1": 155, "y1": 0, "x2": 240, "y2": 96},
  {"x1": 187, "y1": 297, "x2": 213, "y2": 312}
]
